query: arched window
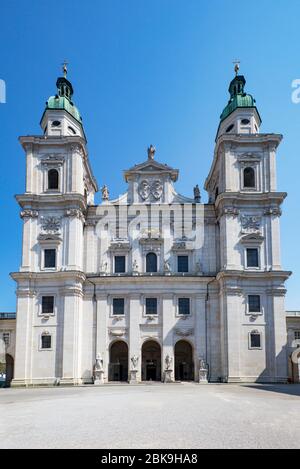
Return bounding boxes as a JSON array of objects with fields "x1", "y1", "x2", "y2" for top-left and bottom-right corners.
[
  {"x1": 48, "y1": 169, "x2": 59, "y2": 190},
  {"x1": 243, "y1": 167, "x2": 255, "y2": 188},
  {"x1": 146, "y1": 252, "x2": 157, "y2": 273}
]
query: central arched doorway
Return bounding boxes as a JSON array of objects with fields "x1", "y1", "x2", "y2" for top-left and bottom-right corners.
[
  {"x1": 108, "y1": 341, "x2": 128, "y2": 382},
  {"x1": 174, "y1": 340, "x2": 194, "y2": 381},
  {"x1": 142, "y1": 340, "x2": 161, "y2": 381}
]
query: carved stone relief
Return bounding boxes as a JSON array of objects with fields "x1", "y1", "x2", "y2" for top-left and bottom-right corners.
[
  {"x1": 138, "y1": 178, "x2": 163, "y2": 201},
  {"x1": 240, "y1": 215, "x2": 261, "y2": 234}
]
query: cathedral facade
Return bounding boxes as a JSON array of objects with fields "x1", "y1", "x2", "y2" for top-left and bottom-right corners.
[{"x1": 10, "y1": 69, "x2": 292, "y2": 386}]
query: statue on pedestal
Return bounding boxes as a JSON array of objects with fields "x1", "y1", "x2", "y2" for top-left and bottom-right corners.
[
  {"x1": 94, "y1": 353, "x2": 104, "y2": 385},
  {"x1": 198, "y1": 356, "x2": 208, "y2": 384},
  {"x1": 147, "y1": 144, "x2": 156, "y2": 160},
  {"x1": 100, "y1": 261, "x2": 108, "y2": 275},
  {"x1": 132, "y1": 259, "x2": 139, "y2": 275},
  {"x1": 165, "y1": 355, "x2": 172, "y2": 370},
  {"x1": 193, "y1": 184, "x2": 201, "y2": 203},
  {"x1": 164, "y1": 259, "x2": 171, "y2": 274},
  {"x1": 131, "y1": 355, "x2": 139, "y2": 370}
]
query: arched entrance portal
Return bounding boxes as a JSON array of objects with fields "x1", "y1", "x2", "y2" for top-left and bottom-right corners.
[
  {"x1": 142, "y1": 340, "x2": 161, "y2": 381},
  {"x1": 175, "y1": 340, "x2": 194, "y2": 381},
  {"x1": 109, "y1": 341, "x2": 128, "y2": 382}
]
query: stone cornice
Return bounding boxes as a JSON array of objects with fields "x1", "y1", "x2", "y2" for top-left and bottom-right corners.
[
  {"x1": 215, "y1": 192, "x2": 287, "y2": 211},
  {"x1": 10, "y1": 270, "x2": 86, "y2": 283},
  {"x1": 85, "y1": 275, "x2": 216, "y2": 291},
  {"x1": 216, "y1": 269, "x2": 292, "y2": 282},
  {"x1": 15, "y1": 193, "x2": 87, "y2": 211}
]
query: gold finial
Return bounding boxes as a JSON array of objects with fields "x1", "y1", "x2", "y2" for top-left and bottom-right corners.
[
  {"x1": 62, "y1": 60, "x2": 68, "y2": 78},
  {"x1": 233, "y1": 59, "x2": 240, "y2": 76}
]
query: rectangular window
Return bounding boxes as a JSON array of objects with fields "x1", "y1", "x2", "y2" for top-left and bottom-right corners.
[
  {"x1": 44, "y1": 249, "x2": 56, "y2": 268},
  {"x1": 146, "y1": 298, "x2": 157, "y2": 315},
  {"x1": 178, "y1": 298, "x2": 190, "y2": 315},
  {"x1": 113, "y1": 298, "x2": 125, "y2": 315},
  {"x1": 248, "y1": 295, "x2": 261, "y2": 313},
  {"x1": 295, "y1": 331, "x2": 300, "y2": 340},
  {"x1": 178, "y1": 255, "x2": 189, "y2": 273},
  {"x1": 115, "y1": 256, "x2": 125, "y2": 273},
  {"x1": 250, "y1": 332, "x2": 261, "y2": 349},
  {"x1": 41, "y1": 335, "x2": 51, "y2": 349},
  {"x1": 42, "y1": 296, "x2": 54, "y2": 315},
  {"x1": 246, "y1": 248, "x2": 259, "y2": 268}
]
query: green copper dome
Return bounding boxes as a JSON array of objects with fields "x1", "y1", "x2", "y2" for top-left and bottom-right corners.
[
  {"x1": 220, "y1": 74, "x2": 258, "y2": 122},
  {"x1": 42, "y1": 76, "x2": 83, "y2": 124},
  {"x1": 46, "y1": 95, "x2": 82, "y2": 122}
]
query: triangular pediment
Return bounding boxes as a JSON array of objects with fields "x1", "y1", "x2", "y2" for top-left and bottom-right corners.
[{"x1": 124, "y1": 159, "x2": 179, "y2": 182}]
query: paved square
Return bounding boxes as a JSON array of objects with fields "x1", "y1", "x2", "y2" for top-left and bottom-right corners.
[{"x1": 1, "y1": 383, "x2": 300, "y2": 449}]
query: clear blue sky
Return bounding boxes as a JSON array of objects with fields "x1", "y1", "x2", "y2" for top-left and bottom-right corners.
[{"x1": 1, "y1": 0, "x2": 299, "y2": 310}]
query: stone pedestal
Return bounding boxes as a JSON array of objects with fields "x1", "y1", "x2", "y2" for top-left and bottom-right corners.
[
  {"x1": 94, "y1": 370, "x2": 104, "y2": 385},
  {"x1": 198, "y1": 368, "x2": 208, "y2": 384},
  {"x1": 129, "y1": 369, "x2": 138, "y2": 384},
  {"x1": 164, "y1": 369, "x2": 173, "y2": 383}
]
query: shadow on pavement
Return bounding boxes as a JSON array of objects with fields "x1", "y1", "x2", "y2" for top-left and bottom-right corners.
[{"x1": 243, "y1": 384, "x2": 300, "y2": 397}]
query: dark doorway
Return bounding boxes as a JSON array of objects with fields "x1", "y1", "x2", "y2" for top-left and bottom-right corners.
[
  {"x1": 175, "y1": 340, "x2": 194, "y2": 381},
  {"x1": 142, "y1": 340, "x2": 161, "y2": 381},
  {"x1": 5, "y1": 354, "x2": 14, "y2": 387},
  {"x1": 108, "y1": 341, "x2": 128, "y2": 382}
]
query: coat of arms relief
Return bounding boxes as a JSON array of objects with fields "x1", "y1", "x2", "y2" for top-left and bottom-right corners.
[{"x1": 138, "y1": 178, "x2": 163, "y2": 201}]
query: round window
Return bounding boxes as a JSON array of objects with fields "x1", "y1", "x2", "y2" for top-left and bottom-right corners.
[
  {"x1": 241, "y1": 118, "x2": 250, "y2": 125},
  {"x1": 52, "y1": 120, "x2": 61, "y2": 127}
]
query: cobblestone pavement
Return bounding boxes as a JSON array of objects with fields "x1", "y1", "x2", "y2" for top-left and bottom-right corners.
[{"x1": 1, "y1": 383, "x2": 300, "y2": 449}]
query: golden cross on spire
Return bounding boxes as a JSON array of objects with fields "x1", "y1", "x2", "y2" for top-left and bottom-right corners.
[
  {"x1": 62, "y1": 60, "x2": 68, "y2": 78},
  {"x1": 232, "y1": 59, "x2": 240, "y2": 76}
]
